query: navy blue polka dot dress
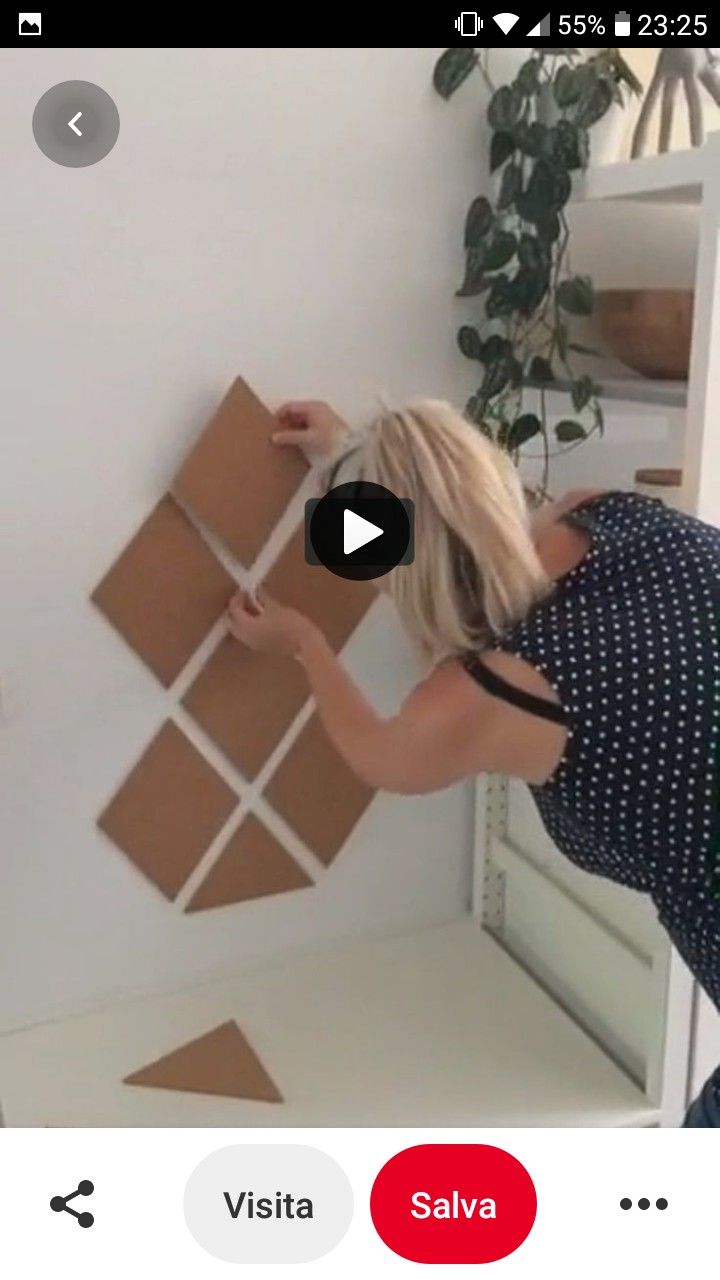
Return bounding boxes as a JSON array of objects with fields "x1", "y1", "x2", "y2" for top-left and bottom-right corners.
[{"x1": 464, "y1": 490, "x2": 720, "y2": 1114}]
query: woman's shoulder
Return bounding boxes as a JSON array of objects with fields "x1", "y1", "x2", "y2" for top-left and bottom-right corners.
[
  {"x1": 530, "y1": 487, "x2": 606, "y2": 535},
  {"x1": 553, "y1": 487, "x2": 608, "y2": 519}
]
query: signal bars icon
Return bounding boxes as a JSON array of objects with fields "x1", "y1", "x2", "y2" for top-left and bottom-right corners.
[{"x1": 454, "y1": 12, "x2": 520, "y2": 36}]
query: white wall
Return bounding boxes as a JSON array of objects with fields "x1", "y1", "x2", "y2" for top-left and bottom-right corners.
[{"x1": 0, "y1": 48, "x2": 482, "y2": 1031}]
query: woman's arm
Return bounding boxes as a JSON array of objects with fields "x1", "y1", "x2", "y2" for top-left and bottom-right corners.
[
  {"x1": 226, "y1": 590, "x2": 488, "y2": 793},
  {"x1": 297, "y1": 629, "x2": 491, "y2": 793}
]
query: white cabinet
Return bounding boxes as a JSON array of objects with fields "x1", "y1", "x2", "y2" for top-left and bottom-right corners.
[
  {"x1": 477, "y1": 136, "x2": 720, "y2": 1126},
  {"x1": 477, "y1": 776, "x2": 693, "y2": 1122}
]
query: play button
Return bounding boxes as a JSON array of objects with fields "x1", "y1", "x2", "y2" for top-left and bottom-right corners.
[
  {"x1": 343, "y1": 508, "x2": 383, "y2": 556},
  {"x1": 306, "y1": 482, "x2": 414, "y2": 581}
]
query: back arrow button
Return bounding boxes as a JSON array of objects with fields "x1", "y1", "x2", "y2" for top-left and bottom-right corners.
[{"x1": 33, "y1": 80, "x2": 120, "y2": 167}]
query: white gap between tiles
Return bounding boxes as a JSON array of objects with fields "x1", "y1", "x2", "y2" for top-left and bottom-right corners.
[
  {"x1": 172, "y1": 792, "x2": 252, "y2": 912},
  {"x1": 168, "y1": 463, "x2": 319, "y2": 705},
  {"x1": 172, "y1": 493, "x2": 250, "y2": 587},
  {"x1": 166, "y1": 615, "x2": 230, "y2": 704},
  {"x1": 172, "y1": 695, "x2": 325, "y2": 912},
  {"x1": 246, "y1": 466, "x2": 320, "y2": 585},
  {"x1": 160, "y1": 463, "x2": 340, "y2": 913}
]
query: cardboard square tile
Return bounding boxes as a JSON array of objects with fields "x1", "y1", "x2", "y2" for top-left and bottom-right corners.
[
  {"x1": 124, "y1": 1020, "x2": 283, "y2": 1102},
  {"x1": 173, "y1": 377, "x2": 308, "y2": 566},
  {"x1": 98, "y1": 721, "x2": 237, "y2": 900},
  {"x1": 186, "y1": 814, "x2": 313, "y2": 913},
  {"x1": 263, "y1": 526, "x2": 375, "y2": 653},
  {"x1": 264, "y1": 714, "x2": 374, "y2": 865},
  {"x1": 182, "y1": 635, "x2": 309, "y2": 779},
  {"x1": 92, "y1": 495, "x2": 235, "y2": 688}
]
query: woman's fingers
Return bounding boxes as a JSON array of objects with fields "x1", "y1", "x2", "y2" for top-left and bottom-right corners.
[
  {"x1": 271, "y1": 425, "x2": 323, "y2": 449},
  {"x1": 227, "y1": 590, "x2": 258, "y2": 630},
  {"x1": 276, "y1": 400, "x2": 323, "y2": 421}
]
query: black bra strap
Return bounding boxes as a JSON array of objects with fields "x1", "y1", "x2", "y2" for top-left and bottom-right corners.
[{"x1": 462, "y1": 655, "x2": 569, "y2": 726}]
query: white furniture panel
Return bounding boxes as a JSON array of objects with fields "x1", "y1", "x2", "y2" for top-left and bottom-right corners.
[
  {"x1": 0, "y1": 921, "x2": 656, "y2": 1128},
  {"x1": 493, "y1": 837, "x2": 654, "y2": 1081}
]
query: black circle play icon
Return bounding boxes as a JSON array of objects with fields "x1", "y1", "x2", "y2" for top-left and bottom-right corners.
[{"x1": 306, "y1": 481, "x2": 414, "y2": 581}]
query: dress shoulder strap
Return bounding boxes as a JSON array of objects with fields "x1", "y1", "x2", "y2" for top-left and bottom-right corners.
[{"x1": 462, "y1": 654, "x2": 569, "y2": 726}]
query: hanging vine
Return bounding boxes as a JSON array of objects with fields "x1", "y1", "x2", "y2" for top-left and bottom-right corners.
[{"x1": 434, "y1": 48, "x2": 642, "y2": 490}]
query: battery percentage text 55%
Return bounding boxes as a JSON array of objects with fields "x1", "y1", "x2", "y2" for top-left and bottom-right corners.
[{"x1": 559, "y1": 14, "x2": 606, "y2": 33}]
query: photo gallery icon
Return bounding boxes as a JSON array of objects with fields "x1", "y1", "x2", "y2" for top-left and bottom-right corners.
[{"x1": 19, "y1": 12, "x2": 42, "y2": 34}]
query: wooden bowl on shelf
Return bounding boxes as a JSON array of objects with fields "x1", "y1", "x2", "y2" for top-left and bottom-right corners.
[{"x1": 596, "y1": 289, "x2": 694, "y2": 380}]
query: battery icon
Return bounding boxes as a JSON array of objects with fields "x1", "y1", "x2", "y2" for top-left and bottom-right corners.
[{"x1": 614, "y1": 10, "x2": 631, "y2": 36}]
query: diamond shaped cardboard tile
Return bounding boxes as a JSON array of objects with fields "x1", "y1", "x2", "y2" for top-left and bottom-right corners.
[
  {"x1": 186, "y1": 814, "x2": 313, "y2": 913},
  {"x1": 182, "y1": 636, "x2": 309, "y2": 779},
  {"x1": 91, "y1": 495, "x2": 235, "y2": 688},
  {"x1": 173, "y1": 377, "x2": 308, "y2": 567},
  {"x1": 124, "y1": 1021, "x2": 283, "y2": 1102},
  {"x1": 264, "y1": 714, "x2": 374, "y2": 865},
  {"x1": 98, "y1": 721, "x2": 237, "y2": 900},
  {"x1": 263, "y1": 526, "x2": 375, "y2": 653}
]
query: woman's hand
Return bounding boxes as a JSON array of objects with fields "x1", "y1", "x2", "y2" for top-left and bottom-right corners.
[
  {"x1": 272, "y1": 400, "x2": 348, "y2": 460},
  {"x1": 226, "y1": 587, "x2": 317, "y2": 658}
]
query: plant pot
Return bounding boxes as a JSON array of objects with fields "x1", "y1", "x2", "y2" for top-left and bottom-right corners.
[
  {"x1": 634, "y1": 467, "x2": 685, "y2": 512},
  {"x1": 535, "y1": 85, "x2": 627, "y2": 165},
  {"x1": 596, "y1": 289, "x2": 694, "y2": 380}
]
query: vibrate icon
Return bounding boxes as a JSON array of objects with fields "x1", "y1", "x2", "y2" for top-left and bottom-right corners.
[{"x1": 50, "y1": 1180, "x2": 95, "y2": 1228}]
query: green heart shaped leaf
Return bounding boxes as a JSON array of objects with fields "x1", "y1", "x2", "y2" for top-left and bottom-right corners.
[
  {"x1": 433, "y1": 48, "x2": 478, "y2": 100},
  {"x1": 490, "y1": 130, "x2": 515, "y2": 172},
  {"x1": 464, "y1": 196, "x2": 494, "y2": 247},
  {"x1": 457, "y1": 325, "x2": 484, "y2": 360},
  {"x1": 508, "y1": 413, "x2": 542, "y2": 448},
  {"x1": 557, "y1": 275, "x2": 594, "y2": 315},
  {"x1": 555, "y1": 419, "x2": 587, "y2": 442}
]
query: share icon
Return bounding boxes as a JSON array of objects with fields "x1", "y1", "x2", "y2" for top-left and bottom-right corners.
[{"x1": 50, "y1": 1179, "x2": 95, "y2": 1228}]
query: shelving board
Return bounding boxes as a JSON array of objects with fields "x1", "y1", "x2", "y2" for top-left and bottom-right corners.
[
  {"x1": 576, "y1": 142, "x2": 716, "y2": 205},
  {"x1": 0, "y1": 919, "x2": 656, "y2": 1128},
  {"x1": 529, "y1": 377, "x2": 687, "y2": 409}
]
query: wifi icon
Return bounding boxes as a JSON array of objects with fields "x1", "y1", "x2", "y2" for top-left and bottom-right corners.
[{"x1": 493, "y1": 11, "x2": 520, "y2": 32}]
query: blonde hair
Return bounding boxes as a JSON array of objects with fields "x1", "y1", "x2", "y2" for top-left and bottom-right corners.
[{"x1": 355, "y1": 400, "x2": 550, "y2": 660}]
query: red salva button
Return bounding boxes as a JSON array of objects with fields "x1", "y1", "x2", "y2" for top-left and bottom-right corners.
[{"x1": 370, "y1": 1144, "x2": 537, "y2": 1264}]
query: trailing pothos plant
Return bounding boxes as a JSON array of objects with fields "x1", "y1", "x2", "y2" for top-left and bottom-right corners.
[{"x1": 433, "y1": 48, "x2": 641, "y2": 490}]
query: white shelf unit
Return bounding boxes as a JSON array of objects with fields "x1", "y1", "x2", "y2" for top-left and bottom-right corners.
[
  {"x1": 526, "y1": 376, "x2": 687, "y2": 409},
  {"x1": 578, "y1": 145, "x2": 707, "y2": 204},
  {"x1": 478, "y1": 136, "x2": 720, "y2": 1127}
]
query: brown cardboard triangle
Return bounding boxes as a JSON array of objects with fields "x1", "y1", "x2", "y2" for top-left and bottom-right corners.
[
  {"x1": 124, "y1": 1021, "x2": 283, "y2": 1102},
  {"x1": 91, "y1": 495, "x2": 235, "y2": 688},
  {"x1": 173, "y1": 377, "x2": 308, "y2": 567},
  {"x1": 182, "y1": 635, "x2": 309, "y2": 780},
  {"x1": 264, "y1": 713, "x2": 374, "y2": 864},
  {"x1": 98, "y1": 720, "x2": 237, "y2": 900},
  {"x1": 186, "y1": 814, "x2": 313, "y2": 912}
]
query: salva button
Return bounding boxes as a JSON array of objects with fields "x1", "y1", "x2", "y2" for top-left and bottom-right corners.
[
  {"x1": 370, "y1": 1144, "x2": 537, "y2": 1264},
  {"x1": 183, "y1": 1144, "x2": 353, "y2": 1264}
]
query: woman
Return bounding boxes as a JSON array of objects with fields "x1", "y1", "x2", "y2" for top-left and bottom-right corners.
[{"x1": 227, "y1": 397, "x2": 720, "y2": 1127}]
